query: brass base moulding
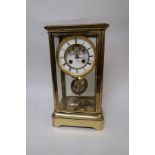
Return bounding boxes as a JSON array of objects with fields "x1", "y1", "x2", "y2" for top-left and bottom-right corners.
[{"x1": 52, "y1": 111, "x2": 103, "y2": 130}]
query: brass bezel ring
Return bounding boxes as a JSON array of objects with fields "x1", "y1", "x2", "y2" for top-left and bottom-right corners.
[{"x1": 56, "y1": 36, "x2": 96, "y2": 78}]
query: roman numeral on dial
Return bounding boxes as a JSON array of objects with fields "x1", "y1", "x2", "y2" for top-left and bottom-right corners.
[
  {"x1": 67, "y1": 42, "x2": 70, "y2": 46},
  {"x1": 63, "y1": 62, "x2": 67, "y2": 66},
  {"x1": 87, "y1": 62, "x2": 91, "y2": 65},
  {"x1": 89, "y1": 55, "x2": 93, "y2": 57}
]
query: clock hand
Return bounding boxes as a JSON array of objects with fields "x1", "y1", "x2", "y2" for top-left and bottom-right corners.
[
  {"x1": 78, "y1": 57, "x2": 90, "y2": 60},
  {"x1": 75, "y1": 50, "x2": 79, "y2": 59},
  {"x1": 78, "y1": 56, "x2": 85, "y2": 59},
  {"x1": 75, "y1": 54, "x2": 79, "y2": 59}
]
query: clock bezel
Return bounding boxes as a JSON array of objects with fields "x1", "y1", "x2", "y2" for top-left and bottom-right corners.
[{"x1": 56, "y1": 36, "x2": 96, "y2": 78}]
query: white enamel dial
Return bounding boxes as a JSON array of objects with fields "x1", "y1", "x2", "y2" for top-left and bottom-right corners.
[{"x1": 57, "y1": 36, "x2": 96, "y2": 77}]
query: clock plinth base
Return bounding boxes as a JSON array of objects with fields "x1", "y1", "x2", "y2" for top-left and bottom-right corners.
[{"x1": 52, "y1": 112, "x2": 103, "y2": 130}]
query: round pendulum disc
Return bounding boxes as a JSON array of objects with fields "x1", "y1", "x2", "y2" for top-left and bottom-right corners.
[{"x1": 71, "y1": 77, "x2": 88, "y2": 95}]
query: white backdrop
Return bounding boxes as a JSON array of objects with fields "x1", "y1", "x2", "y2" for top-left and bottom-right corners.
[{"x1": 27, "y1": 0, "x2": 129, "y2": 155}]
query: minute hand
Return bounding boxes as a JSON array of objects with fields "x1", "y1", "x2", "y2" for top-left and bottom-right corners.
[{"x1": 78, "y1": 57, "x2": 90, "y2": 60}]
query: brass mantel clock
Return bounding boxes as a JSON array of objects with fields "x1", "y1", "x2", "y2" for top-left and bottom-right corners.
[{"x1": 44, "y1": 23, "x2": 109, "y2": 130}]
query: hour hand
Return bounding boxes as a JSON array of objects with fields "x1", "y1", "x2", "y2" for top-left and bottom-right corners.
[
  {"x1": 78, "y1": 56, "x2": 88, "y2": 60},
  {"x1": 75, "y1": 54, "x2": 79, "y2": 59}
]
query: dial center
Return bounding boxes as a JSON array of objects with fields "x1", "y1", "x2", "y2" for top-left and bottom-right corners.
[
  {"x1": 75, "y1": 54, "x2": 79, "y2": 59},
  {"x1": 65, "y1": 44, "x2": 89, "y2": 69}
]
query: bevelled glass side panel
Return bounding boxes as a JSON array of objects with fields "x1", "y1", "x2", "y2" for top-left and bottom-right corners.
[{"x1": 54, "y1": 36, "x2": 62, "y2": 105}]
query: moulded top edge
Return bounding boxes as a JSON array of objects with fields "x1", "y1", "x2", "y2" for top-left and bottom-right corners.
[{"x1": 44, "y1": 23, "x2": 109, "y2": 32}]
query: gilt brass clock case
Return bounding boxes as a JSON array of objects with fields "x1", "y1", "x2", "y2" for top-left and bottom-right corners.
[{"x1": 44, "y1": 23, "x2": 109, "y2": 130}]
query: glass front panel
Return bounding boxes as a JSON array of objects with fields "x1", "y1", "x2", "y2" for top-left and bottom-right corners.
[{"x1": 53, "y1": 33, "x2": 97, "y2": 113}]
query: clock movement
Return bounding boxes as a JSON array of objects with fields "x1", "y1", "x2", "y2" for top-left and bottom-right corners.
[{"x1": 44, "y1": 23, "x2": 109, "y2": 130}]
